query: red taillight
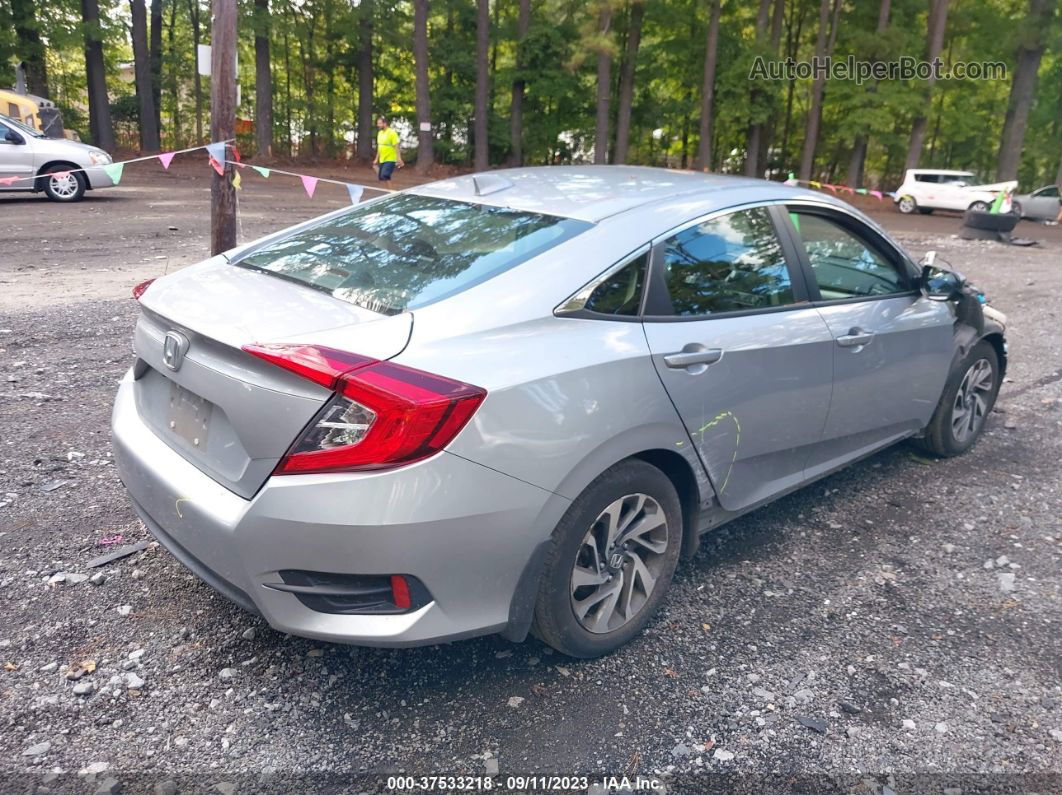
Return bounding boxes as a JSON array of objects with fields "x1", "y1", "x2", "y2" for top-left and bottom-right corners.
[
  {"x1": 242, "y1": 343, "x2": 487, "y2": 475},
  {"x1": 390, "y1": 575, "x2": 412, "y2": 610},
  {"x1": 132, "y1": 278, "x2": 156, "y2": 300}
]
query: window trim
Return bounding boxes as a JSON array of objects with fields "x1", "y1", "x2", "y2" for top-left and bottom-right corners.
[
  {"x1": 552, "y1": 244, "x2": 651, "y2": 323},
  {"x1": 779, "y1": 201, "x2": 922, "y2": 307},
  {"x1": 641, "y1": 201, "x2": 813, "y2": 323}
]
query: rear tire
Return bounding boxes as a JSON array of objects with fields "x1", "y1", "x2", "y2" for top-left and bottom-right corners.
[
  {"x1": 917, "y1": 340, "x2": 1000, "y2": 457},
  {"x1": 968, "y1": 200, "x2": 990, "y2": 212},
  {"x1": 531, "y1": 459, "x2": 682, "y2": 658},
  {"x1": 42, "y1": 167, "x2": 86, "y2": 202}
]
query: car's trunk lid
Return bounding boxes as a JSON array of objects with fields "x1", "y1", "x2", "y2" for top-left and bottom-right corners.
[{"x1": 133, "y1": 256, "x2": 412, "y2": 498}]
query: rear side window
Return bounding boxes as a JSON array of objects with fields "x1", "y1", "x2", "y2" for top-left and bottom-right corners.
[
  {"x1": 234, "y1": 194, "x2": 591, "y2": 315},
  {"x1": 789, "y1": 211, "x2": 907, "y2": 299},
  {"x1": 660, "y1": 207, "x2": 794, "y2": 316},
  {"x1": 913, "y1": 173, "x2": 939, "y2": 183},
  {"x1": 583, "y1": 251, "x2": 648, "y2": 316}
]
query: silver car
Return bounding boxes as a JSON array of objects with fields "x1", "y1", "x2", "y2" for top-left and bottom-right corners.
[
  {"x1": 113, "y1": 167, "x2": 1007, "y2": 657},
  {"x1": 0, "y1": 114, "x2": 115, "y2": 201},
  {"x1": 1012, "y1": 184, "x2": 1060, "y2": 221}
]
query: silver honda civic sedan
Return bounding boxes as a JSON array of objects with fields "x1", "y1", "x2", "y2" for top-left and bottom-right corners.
[{"x1": 113, "y1": 166, "x2": 1007, "y2": 657}]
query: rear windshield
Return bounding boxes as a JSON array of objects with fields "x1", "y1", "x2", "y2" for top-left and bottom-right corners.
[{"x1": 233, "y1": 193, "x2": 591, "y2": 314}]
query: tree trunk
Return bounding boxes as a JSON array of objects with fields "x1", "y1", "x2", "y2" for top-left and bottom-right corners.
[
  {"x1": 593, "y1": 3, "x2": 613, "y2": 165},
  {"x1": 474, "y1": 0, "x2": 490, "y2": 170},
  {"x1": 613, "y1": 0, "x2": 644, "y2": 165},
  {"x1": 131, "y1": 0, "x2": 161, "y2": 152},
  {"x1": 11, "y1": 0, "x2": 49, "y2": 98},
  {"x1": 904, "y1": 0, "x2": 948, "y2": 171},
  {"x1": 81, "y1": 0, "x2": 115, "y2": 151},
  {"x1": 413, "y1": 0, "x2": 434, "y2": 173},
  {"x1": 167, "y1": 0, "x2": 180, "y2": 147},
  {"x1": 210, "y1": 0, "x2": 238, "y2": 256},
  {"x1": 744, "y1": 0, "x2": 772, "y2": 177},
  {"x1": 254, "y1": 0, "x2": 273, "y2": 157},
  {"x1": 356, "y1": 0, "x2": 374, "y2": 161},
  {"x1": 509, "y1": 0, "x2": 531, "y2": 166},
  {"x1": 798, "y1": 0, "x2": 841, "y2": 181},
  {"x1": 996, "y1": 0, "x2": 1054, "y2": 181},
  {"x1": 848, "y1": 0, "x2": 890, "y2": 187},
  {"x1": 188, "y1": 0, "x2": 203, "y2": 143},
  {"x1": 150, "y1": 0, "x2": 162, "y2": 133},
  {"x1": 693, "y1": 0, "x2": 720, "y2": 171}
]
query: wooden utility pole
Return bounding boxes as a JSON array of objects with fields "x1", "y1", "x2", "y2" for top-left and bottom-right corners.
[{"x1": 210, "y1": 0, "x2": 238, "y2": 255}]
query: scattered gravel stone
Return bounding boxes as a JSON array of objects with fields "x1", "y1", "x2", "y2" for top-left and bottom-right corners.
[
  {"x1": 484, "y1": 757, "x2": 499, "y2": 776},
  {"x1": 713, "y1": 749, "x2": 734, "y2": 762},
  {"x1": 506, "y1": 696, "x2": 524, "y2": 708},
  {"x1": 116, "y1": 605, "x2": 132, "y2": 616},
  {"x1": 671, "y1": 743, "x2": 689, "y2": 758},
  {"x1": 72, "y1": 681, "x2": 96, "y2": 696},
  {"x1": 839, "y1": 700, "x2": 862, "y2": 714},
  {"x1": 39, "y1": 661, "x2": 58, "y2": 673},
  {"x1": 998, "y1": 572, "x2": 1017, "y2": 593},
  {"x1": 218, "y1": 668, "x2": 237, "y2": 680},
  {"x1": 1048, "y1": 729, "x2": 1062, "y2": 743},
  {"x1": 23, "y1": 741, "x2": 51, "y2": 756},
  {"x1": 94, "y1": 777, "x2": 121, "y2": 795},
  {"x1": 124, "y1": 672, "x2": 146, "y2": 689},
  {"x1": 902, "y1": 719, "x2": 917, "y2": 731},
  {"x1": 153, "y1": 782, "x2": 178, "y2": 795},
  {"x1": 89, "y1": 572, "x2": 106, "y2": 586},
  {"x1": 935, "y1": 722, "x2": 949, "y2": 733},
  {"x1": 241, "y1": 627, "x2": 256, "y2": 641},
  {"x1": 796, "y1": 715, "x2": 828, "y2": 734}
]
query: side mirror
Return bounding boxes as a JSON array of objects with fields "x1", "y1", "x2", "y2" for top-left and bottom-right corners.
[
  {"x1": 4, "y1": 129, "x2": 23, "y2": 144},
  {"x1": 921, "y1": 264, "x2": 963, "y2": 301}
]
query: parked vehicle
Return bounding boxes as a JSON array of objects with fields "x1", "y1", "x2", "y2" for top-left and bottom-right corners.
[
  {"x1": 894, "y1": 169, "x2": 1017, "y2": 215},
  {"x1": 113, "y1": 167, "x2": 1007, "y2": 657},
  {"x1": 1012, "y1": 185, "x2": 1060, "y2": 221},
  {"x1": 0, "y1": 113, "x2": 115, "y2": 201}
]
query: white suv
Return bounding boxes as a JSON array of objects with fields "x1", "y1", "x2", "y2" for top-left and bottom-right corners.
[{"x1": 894, "y1": 169, "x2": 1017, "y2": 215}]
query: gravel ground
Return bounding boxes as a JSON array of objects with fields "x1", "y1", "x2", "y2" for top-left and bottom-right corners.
[{"x1": 1, "y1": 177, "x2": 1061, "y2": 793}]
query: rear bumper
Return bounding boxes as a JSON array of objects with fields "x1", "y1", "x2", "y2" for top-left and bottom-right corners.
[{"x1": 111, "y1": 370, "x2": 568, "y2": 646}]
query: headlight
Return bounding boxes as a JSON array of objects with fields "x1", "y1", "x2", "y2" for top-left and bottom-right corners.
[{"x1": 88, "y1": 151, "x2": 112, "y2": 165}]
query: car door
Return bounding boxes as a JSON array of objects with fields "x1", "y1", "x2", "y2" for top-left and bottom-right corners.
[
  {"x1": 780, "y1": 204, "x2": 954, "y2": 477},
  {"x1": 1029, "y1": 186, "x2": 1059, "y2": 220},
  {"x1": 641, "y1": 204, "x2": 835, "y2": 512},
  {"x1": 0, "y1": 120, "x2": 35, "y2": 188}
]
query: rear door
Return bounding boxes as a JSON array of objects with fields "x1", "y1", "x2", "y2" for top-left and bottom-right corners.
[
  {"x1": 780, "y1": 204, "x2": 954, "y2": 477},
  {"x1": 641, "y1": 204, "x2": 835, "y2": 512}
]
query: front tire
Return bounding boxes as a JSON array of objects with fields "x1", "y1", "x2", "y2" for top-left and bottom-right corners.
[
  {"x1": 917, "y1": 340, "x2": 1000, "y2": 457},
  {"x1": 897, "y1": 196, "x2": 918, "y2": 214},
  {"x1": 531, "y1": 459, "x2": 682, "y2": 658},
  {"x1": 968, "y1": 200, "x2": 990, "y2": 212},
  {"x1": 42, "y1": 167, "x2": 86, "y2": 202}
]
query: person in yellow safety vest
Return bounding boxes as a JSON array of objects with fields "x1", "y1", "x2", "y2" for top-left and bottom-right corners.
[{"x1": 372, "y1": 116, "x2": 404, "y2": 182}]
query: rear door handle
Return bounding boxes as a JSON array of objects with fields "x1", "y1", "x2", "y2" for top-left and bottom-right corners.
[
  {"x1": 836, "y1": 327, "x2": 875, "y2": 348},
  {"x1": 663, "y1": 345, "x2": 723, "y2": 369}
]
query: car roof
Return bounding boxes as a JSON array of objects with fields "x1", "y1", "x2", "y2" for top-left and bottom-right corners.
[
  {"x1": 408, "y1": 165, "x2": 788, "y2": 223},
  {"x1": 908, "y1": 168, "x2": 975, "y2": 175}
]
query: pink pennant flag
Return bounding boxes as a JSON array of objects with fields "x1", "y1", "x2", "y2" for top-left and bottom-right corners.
[
  {"x1": 52, "y1": 170, "x2": 71, "y2": 179},
  {"x1": 869, "y1": 190, "x2": 883, "y2": 200},
  {"x1": 0, "y1": 176, "x2": 19, "y2": 185},
  {"x1": 158, "y1": 151, "x2": 176, "y2": 169},
  {"x1": 208, "y1": 156, "x2": 224, "y2": 176},
  {"x1": 823, "y1": 183, "x2": 837, "y2": 193},
  {"x1": 301, "y1": 175, "x2": 319, "y2": 199}
]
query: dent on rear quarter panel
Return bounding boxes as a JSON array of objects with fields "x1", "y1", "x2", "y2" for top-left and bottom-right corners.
[{"x1": 397, "y1": 315, "x2": 712, "y2": 505}]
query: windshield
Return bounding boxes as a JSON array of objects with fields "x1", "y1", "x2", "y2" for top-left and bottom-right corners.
[
  {"x1": 233, "y1": 194, "x2": 591, "y2": 314},
  {"x1": 0, "y1": 113, "x2": 44, "y2": 138}
]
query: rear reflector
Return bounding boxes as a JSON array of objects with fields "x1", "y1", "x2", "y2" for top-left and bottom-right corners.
[
  {"x1": 390, "y1": 575, "x2": 412, "y2": 610},
  {"x1": 242, "y1": 343, "x2": 486, "y2": 474}
]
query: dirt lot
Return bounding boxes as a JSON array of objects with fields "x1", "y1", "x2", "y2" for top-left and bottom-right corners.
[{"x1": 1, "y1": 165, "x2": 1060, "y2": 792}]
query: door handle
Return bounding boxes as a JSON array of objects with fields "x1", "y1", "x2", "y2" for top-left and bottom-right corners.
[
  {"x1": 663, "y1": 345, "x2": 723, "y2": 369},
  {"x1": 836, "y1": 327, "x2": 875, "y2": 348}
]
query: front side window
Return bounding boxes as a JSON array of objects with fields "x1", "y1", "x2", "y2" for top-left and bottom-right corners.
[
  {"x1": 1034, "y1": 186, "x2": 1059, "y2": 198},
  {"x1": 234, "y1": 194, "x2": 591, "y2": 315},
  {"x1": 660, "y1": 207, "x2": 794, "y2": 317},
  {"x1": 913, "y1": 173, "x2": 939, "y2": 183},
  {"x1": 789, "y1": 212, "x2": 907, "y2": 299}
]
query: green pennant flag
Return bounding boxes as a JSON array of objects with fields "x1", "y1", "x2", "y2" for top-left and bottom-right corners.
[
  {"x1": 252, "y1": 166, "x2": 271, "y2": 178},
  {"x1": 102, "y1": 162, "x2": 124, "y2": 185},
  {"x1": 856, "y1": 188, "x2": 868, "y2": 194}
]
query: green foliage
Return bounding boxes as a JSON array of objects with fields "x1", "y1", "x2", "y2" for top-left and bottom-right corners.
[{"x1": 5, "y1": 0, "x2": 1059, "y2": 188}]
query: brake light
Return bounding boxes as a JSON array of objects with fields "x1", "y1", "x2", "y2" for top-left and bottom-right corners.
[
  {"x1": 132, "y1": 278, "x2": 156, "y2": 300},
  {"x1": 242, "y1": 343, "x2": 486, "y2": 474}
]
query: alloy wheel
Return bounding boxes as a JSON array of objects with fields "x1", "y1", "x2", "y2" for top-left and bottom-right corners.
[
  {"x1": 49, "y1": 173, "x2": 80, "y2": 200},
  {"x1": 951, "y1": 357, "x2": 994, "y2": 443},
  {"x1": 898, "y1": 197, "x2": 915, "y2": 213},
  {"x1": 569, "y1": 493, "x2": 669, "y2": 634}
]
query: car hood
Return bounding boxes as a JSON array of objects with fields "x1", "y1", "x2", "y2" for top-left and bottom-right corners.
[
  {"x1": 30, "y1": 135, "x2": 107, "y2": 160},
  {"x1": 966, "y1": 180, "x2": 1018, "y2": 193}
]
